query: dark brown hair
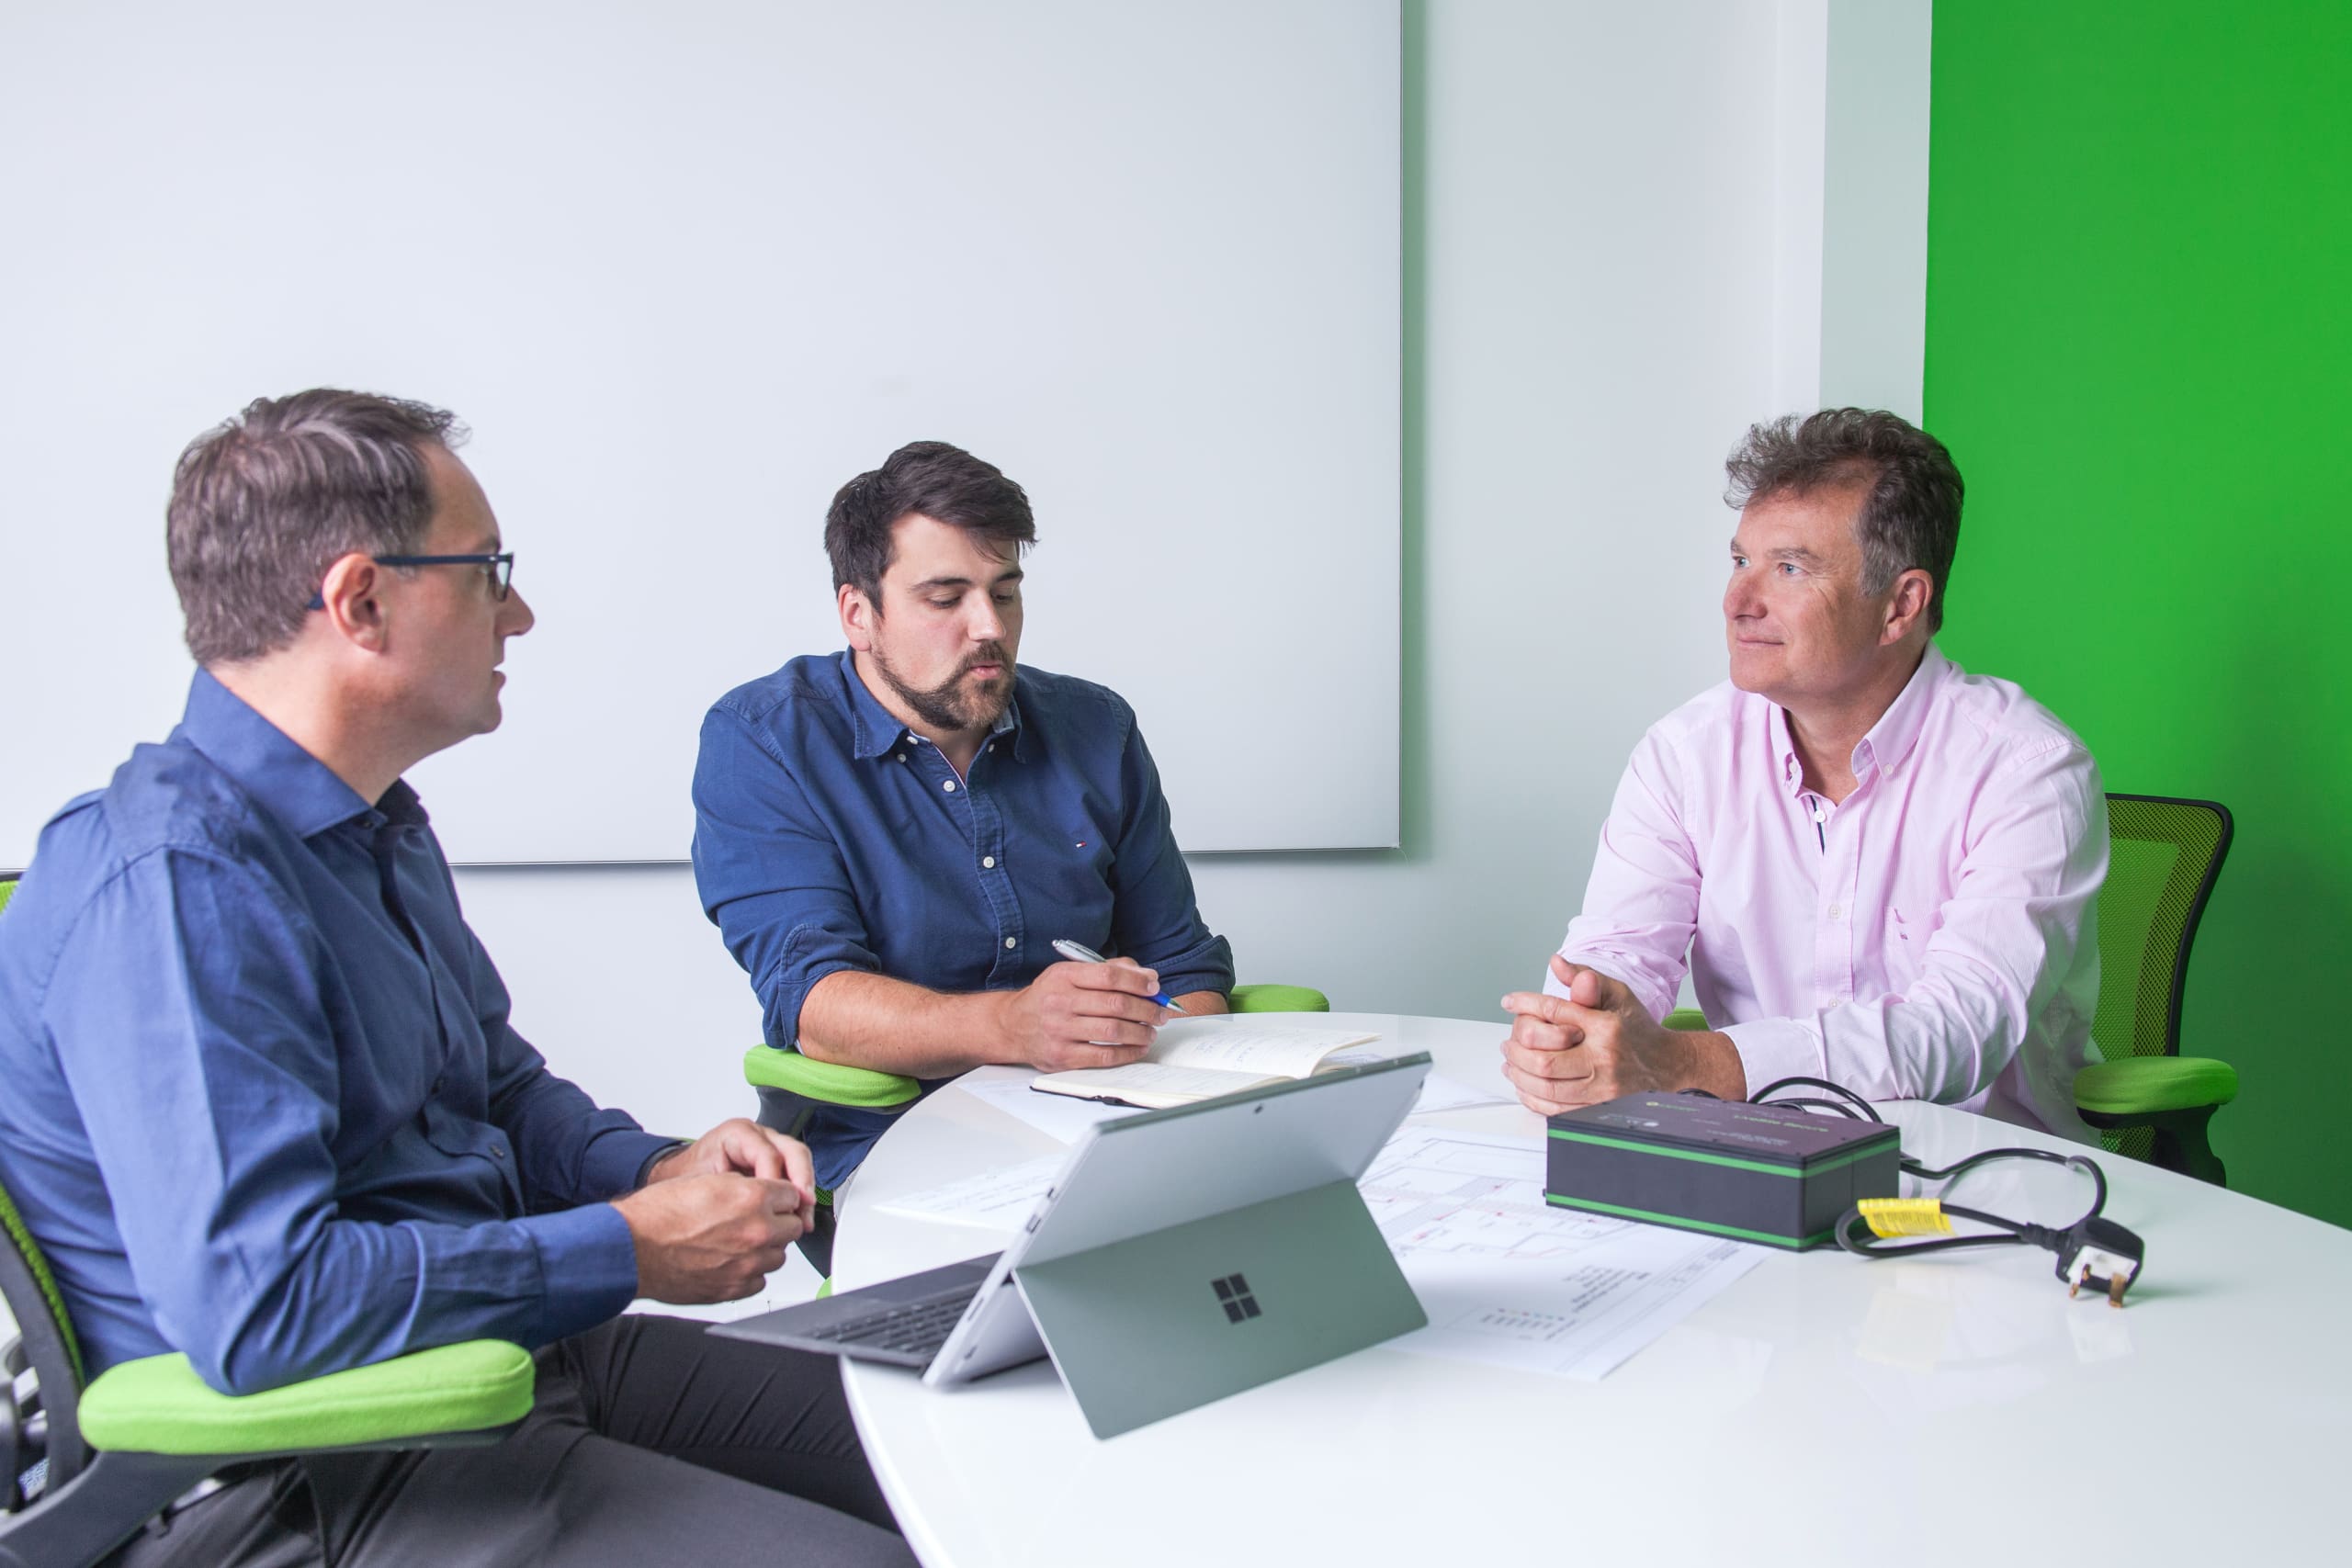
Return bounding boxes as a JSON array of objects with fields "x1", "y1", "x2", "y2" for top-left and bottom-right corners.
[
  {"x1": 1724, "y1": 408, "x2": 1964, "y2": 629},
  {"x1": 167, "y1": 389, "x2": 463, "y2": 664},
  {"x1": 824, "y1": 441, "x2": 1035, "y2": 607}
]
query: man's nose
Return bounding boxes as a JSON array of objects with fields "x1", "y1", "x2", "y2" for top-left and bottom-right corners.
[
  {"x1": 502, "y1": 587, "x2": 537, "y2": 637},
  {"x1": 968, "y1": 599, "x2": 1004, "y2": 641}
]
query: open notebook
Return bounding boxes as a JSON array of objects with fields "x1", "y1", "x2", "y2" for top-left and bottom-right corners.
[{"x1": 1032, "y1": 1016, "x2": 1382, "y2": 1110}]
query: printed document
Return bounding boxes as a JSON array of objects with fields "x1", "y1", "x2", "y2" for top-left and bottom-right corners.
[
  {"x1": 877, "y1": 1106, "x2": 1764, "y2": 1380},
  {"x1": 1364, "y1": 1127, "x2": 1764, "y2": 1380}
]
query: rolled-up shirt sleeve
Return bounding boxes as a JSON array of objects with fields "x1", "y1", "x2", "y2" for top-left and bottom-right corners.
[
  {"x1": 1722, "y1": 744, "x2": 2106, "y2": 1108},
  {"x1": 1549, "y1": 729, "x2": 1702, "y2": 1022},
  {"x1": 1106, "y1": 719, "x2": 1234, "y2": 998},
  {"x1": 692, "y1": 705, "x2": 877, "y2": 1046},
  {"x1": 48, "y1": 851, "x2": 640, "y2": 1397}
]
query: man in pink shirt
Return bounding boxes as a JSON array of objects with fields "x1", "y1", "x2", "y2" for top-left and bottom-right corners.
[{"x1": 1502, "y1": 409, "x2": 2105, "y2": 1136}]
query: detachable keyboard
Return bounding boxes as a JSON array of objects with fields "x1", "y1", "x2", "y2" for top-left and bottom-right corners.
[
  {"x1": 797, "y1": 1287, "x2": 981, "y2": 1359},
  {"x1": 710, "y1": 1254, "x2": 1006, "y2": 1371}
]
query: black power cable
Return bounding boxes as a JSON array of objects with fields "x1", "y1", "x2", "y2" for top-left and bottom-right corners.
[
  {"x1": 1739, "y1": 1077, "x2": 2146, "y2": 1304},
  {"x1": 1750, "y1": 1076, "x2": 1883, "y2": 1123}
]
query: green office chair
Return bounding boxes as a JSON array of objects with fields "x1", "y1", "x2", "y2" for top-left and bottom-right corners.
[
  {"x1": 0, "y1": 877, "x2": 538, "y2": 1568},
  {"x1": 2071, "y1": 795, "x2": 2237, "y2": 1185},
  {"x1": 748, "y1": 982, "x2": 1331, "y2": 1277},
  {"x1": 1661, "y1": 795, "x2": 2238, "y2": 1185}
]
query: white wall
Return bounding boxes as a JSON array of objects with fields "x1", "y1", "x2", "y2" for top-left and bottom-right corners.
[
  {"x1": 1820, "y1": 0, "x2": 1934, "y2": 419},
  {"x1": 453, "y1": 0, "x2": 1804, "y2": 1138},
  {"x1": 0, "y1": 0, "x2": 1399, "y2": 865},
  {"x1": 1771, "y1": 0, "x2": 1831, "y2": 413}
]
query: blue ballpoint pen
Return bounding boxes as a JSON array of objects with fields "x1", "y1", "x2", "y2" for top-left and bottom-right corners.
[{"x1": 1050, "y1": 939, "x2": 1187, "y2": 1012}]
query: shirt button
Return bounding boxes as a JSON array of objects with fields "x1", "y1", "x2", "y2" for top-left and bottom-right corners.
[
  {"x1": 896, "y1": 752, "x2": 907, "y2": 763},
  {"x1": 943, "y1": 780, "x2": 957, "y2": 793},
  {"x1": 491, "y1": 1145, "x2": 506, "y2": 1161},
  {"x1": 1005, "y1": 937, "x2": 1017, "y2": 949},
  {"x1": 1827, "y1": 904, "x2": 1843, "y2": 919},
  {"x1": 983, "y1": 855, "x2": 996, "y2": 868}
]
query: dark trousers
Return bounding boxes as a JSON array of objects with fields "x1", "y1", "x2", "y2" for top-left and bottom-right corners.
[{"x1": 104, "y1": 1314, "x2": 915, "y2": 1568}]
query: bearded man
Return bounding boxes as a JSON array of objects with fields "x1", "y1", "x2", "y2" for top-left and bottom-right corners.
[{"x1": 692, "y1": 441, "x2": 1234, "y2": 1203}]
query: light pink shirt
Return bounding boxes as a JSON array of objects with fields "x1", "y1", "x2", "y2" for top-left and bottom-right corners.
[{"x1": 1551, "y1": 643, "x2": 2106, "y2": 1137}]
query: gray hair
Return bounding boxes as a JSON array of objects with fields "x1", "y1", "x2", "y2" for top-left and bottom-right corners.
[
  {"x1": 166, "y1": 389, "x2": 466, "y2": 664},
  {"x1": 1724, "y1": 408, "x2": 1964, "y2": 630}
]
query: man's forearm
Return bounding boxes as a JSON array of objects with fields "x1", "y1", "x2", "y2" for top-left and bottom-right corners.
[
  {"x1": 1174, "y1": 989, "x2": 1228, "y2": 1016},
  {"x1": 795, "y1": 970, "x2": 1015, "y2": 1077}
]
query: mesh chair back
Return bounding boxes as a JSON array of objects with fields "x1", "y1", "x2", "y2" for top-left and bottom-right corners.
[
  {"x1": 0, "y1": 1185, "x2": 81, "y2": 1386},
  {"x1": 2091, "y1": 795, "x2": 2232, "y2": 1160},
  {"x1": 1, "y1": 1174, "x2": 93, "y2": 1489},
  {"x1": 2093, "y1": 796, "x2": 2231, "y2": 1061},
  {"x1": 0, "y1": 880, "x2": 59, "y2": 1344},
  {"x1": 3, "y1": 873, "x2": 97, "y2": 1486},
  {"x1": 0, "y1": 880, "x2": 55, "y2": 1347}
]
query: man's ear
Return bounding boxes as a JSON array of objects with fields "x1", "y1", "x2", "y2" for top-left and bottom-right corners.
[
  {"x1": 1881, "y1": 568, "x2": 1935, "y2": 646},
  {"x1": 839, "y1": 581, "x2": 879, "y2": 651},
  {"x1": 317, "y1": 551, "x2": 390, "y2": 651}
]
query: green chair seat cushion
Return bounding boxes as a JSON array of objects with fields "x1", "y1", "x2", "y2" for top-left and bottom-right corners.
[
  {"x1": 2074, "y1": 1055, "x2": 2239, "y2": 1116},
  {"x1": 1228, "y1": 984, "x2": 1329, "y2": 1013},
  {"x1": 1662, "y1": 1008, "x2": 1709, "y2": 1032},
  {"x1": 79, "y1": 1339, "x2": 536, "y2": 1455},
  {"x1": 741, "y1": 1045, "x2": 922, "y2": 1107}
]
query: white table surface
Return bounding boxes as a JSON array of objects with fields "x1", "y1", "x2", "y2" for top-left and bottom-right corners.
[{"x1": 831, "y1": 1013, "x2": 2351, "y2": 1567}]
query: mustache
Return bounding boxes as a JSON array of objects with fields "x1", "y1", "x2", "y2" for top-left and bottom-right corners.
[{"x1": 963, "y1": 646, "x2": 1012, "y2": 674}]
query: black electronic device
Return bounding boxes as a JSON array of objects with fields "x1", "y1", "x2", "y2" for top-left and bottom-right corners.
[{"x1": 1545, "y1": 1092, "x2": 1901, "y2": 1249}]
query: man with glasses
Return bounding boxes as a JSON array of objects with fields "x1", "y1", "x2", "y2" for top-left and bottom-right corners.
[{"x1": 0, "y1": 390, "x2": 913, "y2": 1565}]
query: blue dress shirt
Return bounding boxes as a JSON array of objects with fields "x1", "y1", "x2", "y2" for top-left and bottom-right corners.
[
  {"x1": 692, "y1": 652, "x2": 1234, "y2": 1187},
  {"x1": 0, "y1": 672, "x2": 667, "y2": 1393}
]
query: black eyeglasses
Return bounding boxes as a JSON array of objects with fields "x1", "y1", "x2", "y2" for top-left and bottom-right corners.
[{"x1": 307, "y1": 552, "x2": 516, "y2": 610}]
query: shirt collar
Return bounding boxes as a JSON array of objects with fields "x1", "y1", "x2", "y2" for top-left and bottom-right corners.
[
  {"x1": 1770, "y1": 641, "x2": 1947, "y2": 795},
  {"x1": 1853, "y1": 641, "x2": 1946, "y2": 777},
  {"x1": 994, "y1": 695, "x2": 1028, "y2": 762},
  {"x1": 174, "y1": 669, "x2": 406, "y2": 839},
  {"x1": 834, "y1": 649, "x2": 1029, "y2": 763}
]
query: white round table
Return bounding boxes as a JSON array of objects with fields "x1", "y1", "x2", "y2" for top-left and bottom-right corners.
[{"x1": 831, "y1": 1013, "x2": 2350, "y2": 1567}]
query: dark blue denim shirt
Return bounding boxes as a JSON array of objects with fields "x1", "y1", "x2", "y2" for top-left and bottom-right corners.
[
  {"x1": 692, "y1": 652, "x2": 1234, "y2": 1187},
  {"x1": 0, "y1": 671, "x2": 663, "y2": 1393}
]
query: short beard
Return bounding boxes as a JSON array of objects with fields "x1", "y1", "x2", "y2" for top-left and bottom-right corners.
[{"x1": 871, "y1": 643, "x2": 1014, "y2": 732}]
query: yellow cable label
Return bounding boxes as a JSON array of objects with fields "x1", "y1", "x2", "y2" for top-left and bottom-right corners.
[{"x1": 1858, "y1": 1199, "x2": 1952, "y2": 1238}]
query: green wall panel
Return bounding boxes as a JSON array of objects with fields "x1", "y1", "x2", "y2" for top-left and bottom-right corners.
[{"x1": 1927, "y1": 3, "x2": 2351, "y2": 1224}]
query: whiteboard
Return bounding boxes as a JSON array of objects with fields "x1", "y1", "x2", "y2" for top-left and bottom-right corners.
[{"x1": 0, "y1": 0, "x2": 1398, "y2": 865}]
